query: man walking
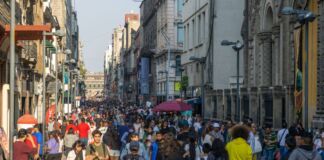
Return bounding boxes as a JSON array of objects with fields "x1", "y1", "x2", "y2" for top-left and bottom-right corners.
[{"x1": 78, "y1": 118, "x2": 90, "y2": 145}]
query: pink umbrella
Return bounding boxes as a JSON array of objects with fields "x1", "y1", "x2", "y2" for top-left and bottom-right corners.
[{"x1": 153, "y1": 101, "x2": 192, "y2": 112}]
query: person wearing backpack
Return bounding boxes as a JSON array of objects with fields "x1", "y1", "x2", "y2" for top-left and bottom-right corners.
[
  {"x1": 85, "y1": 130, "x2": 109, "y2": 160},
  {"x1": 288, "y1": 131, "x2": 321, "y2": 160}
]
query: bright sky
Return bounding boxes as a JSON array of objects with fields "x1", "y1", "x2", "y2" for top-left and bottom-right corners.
[{"x1": 76, "y1": 0, "x2": 140, "y2": 72}]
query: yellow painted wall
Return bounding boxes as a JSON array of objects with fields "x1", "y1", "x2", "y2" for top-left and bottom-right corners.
[{"x1": 303, "y1": 0, "x2": 318, "y2": 126}]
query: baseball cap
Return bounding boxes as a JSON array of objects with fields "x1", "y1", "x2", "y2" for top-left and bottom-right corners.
[
  {"x1": 129, "y1": 141, "x2": 139, "y2": 151},
  {"x1": 212, "y1": 123, "x2": 220, "y2": 128}
]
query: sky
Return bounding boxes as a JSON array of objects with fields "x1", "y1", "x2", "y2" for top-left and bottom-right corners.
[{"x1": 75, "y1": 0, "x2": 140, "y2": 72}]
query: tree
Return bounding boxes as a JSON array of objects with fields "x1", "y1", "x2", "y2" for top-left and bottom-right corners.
[{"x1": 180, "y1": 75, "x2": 188, "y2": 98}]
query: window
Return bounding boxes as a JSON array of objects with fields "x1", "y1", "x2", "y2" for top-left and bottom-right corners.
[
  {"x1": 196, "y1": 63, "x2": 199, "y2": 72},
  {"x1": 175, "y1": 55, "x2": 181, "y2": 76},
  {"x1": 177, "y1": 0, "x2": 184, "y2": 15},
  {"x1": 184, "y1": 26, "x2": 187, "y2": 50},
  {"x1": 198, "y1": 15, "x2": 201, "y2": 44},
  {"x1": 202, "y1": 12, "x2": 206, "y2": 42},
  {"x1": 187, "y1": 23, "x2": 190, "y2": 49},
  {"x1": 177, "y1": 24, "x2": 184, "y2": 47},
  {"x1": 192, "y1": 19, "x2": 195, "y2": 48}
]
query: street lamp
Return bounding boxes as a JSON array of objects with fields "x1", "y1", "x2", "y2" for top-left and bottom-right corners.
[
  {"x1": 189, "y1": 56, "x2": 206, "y2": 118},
  {"x1": 281, "y1": 7, "x2": 317, "y2": 130},
  {"x1": 221, "y1": 40, "x2": 244, "y2": 122}
]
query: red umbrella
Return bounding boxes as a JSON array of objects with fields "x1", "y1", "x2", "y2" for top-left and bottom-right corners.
[{"x1": 153, "y1": 101, "x2": 192, "y2": 112}]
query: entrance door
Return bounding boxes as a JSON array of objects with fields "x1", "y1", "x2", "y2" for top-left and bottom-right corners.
[{"x1": 264, "y1": 94, "x2": 273, "y2": 126}]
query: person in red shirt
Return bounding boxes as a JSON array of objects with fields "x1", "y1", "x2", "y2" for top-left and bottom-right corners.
[
  {"x1": 77, "y1": 118, "x2": 90, "y2": 145},
  {"x1": 14, "y1": 129, "x2": 37, "y2": 160},
  {"x1": 66, "y1": 120, "x2": 78, "y2": 134},
  {"x1": 24, "y1": 128, "x2": 38, "y2": 152}
]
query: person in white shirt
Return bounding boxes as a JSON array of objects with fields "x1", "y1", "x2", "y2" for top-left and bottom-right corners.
[
  {"x1": 277, "y1": 122, "x2": 289, "y2": 160},
  {"x1": 66, "y1": 140, "x2": 86, "y2": 160}
]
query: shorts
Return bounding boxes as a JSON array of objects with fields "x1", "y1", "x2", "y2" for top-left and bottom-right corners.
[{"x1": 108, "y1": 149, "x2": 120, "y2": 157}]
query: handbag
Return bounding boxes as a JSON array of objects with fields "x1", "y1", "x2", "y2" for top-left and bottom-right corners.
[{"x1": 253, "y1": 136, "x2": 262, "y2": 153}]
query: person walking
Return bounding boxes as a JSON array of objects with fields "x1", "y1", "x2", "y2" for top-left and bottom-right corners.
[
  {"x1": 13, "y1": 129, "x2": 37, "y2": 160},
  {"x1": 103, "y1": 122, "x2": 121, "y2": 160},
  {"x1": 278, "y1": 122, "x2": 289, "y2": 160},
  {"x1": 64, "y1": 128, "x2": 79, "y2": 155},
  {"x1": 225, "y1": 125, "x2": 252, "y2": 160},
  {"x1": 288, "y1": 132, "x2": 322, "y2": 160},
  {"x1": 263, "y1": 125, "x2": 277, "y2": 160},
  {"x1": 33, "y1": 124, "x2": 44, "y2": 159},
  {"x1": 66, "y1": 140, "x2": 86, "y2": 160},
  {"x1": 85, "y1": 130, "x2": 109, "y2": 160},
  {"x1": 120, "y1": 133, "x2": 148, "y2": 160},
  {"x1": 46, "y1": 131, "x2": 62, "y2": 160},
  {"x1": 78, "y1": 118, "x2": 90, "y2": 146}
]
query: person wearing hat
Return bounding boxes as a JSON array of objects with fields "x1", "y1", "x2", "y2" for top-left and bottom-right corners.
[
  {"x1": 211, "y1": 122, "x2": 225, "y2": 142},
  {"x1": 288, "y1": 131, "x2": 322, "y2": 160},
  {"x1": 120, "y1": 133, "x2": 148, "y2": 160},
  {"x1": 122, "y1": 141, "x2": 145, "y2": 160}
]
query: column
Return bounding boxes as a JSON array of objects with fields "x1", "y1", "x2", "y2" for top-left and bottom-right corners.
[
  {"x1": 257, "y1": 32, "x2": 273, "y2": 86},
  {"x1": 273, "y1": 86, "x2": 283, "y2": 128},
  {"x1": 216, "y1": 90, "x2": 224, "y2": 120},
  {"x1": 249, "y1": 87, "x2": 260, "y2": 124},
  {"x1": 313, "y1": 0, "x2": 324, "y2": 128},
  {"x1": 272, "y1": 25, "x2": 281, "y2": 85}
]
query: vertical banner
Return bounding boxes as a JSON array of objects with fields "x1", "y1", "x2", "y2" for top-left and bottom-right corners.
[{"x1": 294, "y1": 27, "x2": 303, "y2": 112}]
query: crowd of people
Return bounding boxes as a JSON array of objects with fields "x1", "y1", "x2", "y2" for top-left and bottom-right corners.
[{"x1": 2, "y1": 101, "x2": 324, "y2": 159}]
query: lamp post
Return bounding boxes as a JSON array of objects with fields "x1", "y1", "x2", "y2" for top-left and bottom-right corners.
[
  {"x1": 9, "y1": 0, "x2": 15, "y2": 159},
  {"x1": 221, "y1": 40, "x2": 244, "y2": 122},
  {"x1": 65, "y1": 59, "x2": 76, "y2": 113},
  {"x1": 281, "y1": 7, "x2": 317, "y2": 130},
  {"x1": 189, "y1": 56, "x2": 206, "y2": 118}
]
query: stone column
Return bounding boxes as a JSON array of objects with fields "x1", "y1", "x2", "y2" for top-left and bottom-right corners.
[
  {"x1": 240, "y1": 88, "x2": 248, "y2": 120},
  {"x1": 272, "y1": 25, "x2": 281, "y2": 86},
  {"x1": 216, "y1": 90, "x2": 224, "y2": 120},
  {"x1": 273, "y1": 86, "x2": 284, "y2": 128},
  {"x1": 224, "y1": 89, "x2": 231, "y2": 120},
  {"x1": 249, "y1": 87, "x2": 259, "y2": 124},
  {"x1": 313, "y1": 0, "x2": 324, "y2": 128},
  {"x1": 257, "y1": 32, "x2": 273, "y2": 86}
]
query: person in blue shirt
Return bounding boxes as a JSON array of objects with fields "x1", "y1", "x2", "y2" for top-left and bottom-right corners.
[
  {"x1": 32, "y1": 124, "x2": 43, "y2": 157},
  {"x1": 151, "y1": 132, "x2": 163, "y2": 160}
]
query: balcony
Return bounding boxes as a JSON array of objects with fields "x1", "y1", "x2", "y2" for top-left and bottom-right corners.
[{"x1": 20, "y1": 41, "x2": 37, "y2": 64}]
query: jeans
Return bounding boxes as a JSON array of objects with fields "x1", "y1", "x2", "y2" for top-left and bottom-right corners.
[
  {"x1": 80, "y1": 138, "x2": 88, "y2": 146},
  {"x1": 280, "y1": 146, "x2": 287, "y2": 160},
  {"x1": 263, "y1": 148, "x2": 275, "y2": 160}
]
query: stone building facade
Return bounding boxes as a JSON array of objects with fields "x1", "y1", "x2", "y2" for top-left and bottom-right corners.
[
  {"x1": 139, "y1": 0, "x2": 158, "y2": 105},
  {"x1": 155, "y1": 0, "x2": 184, "y2": 103},
  {"x1": 84, "y1": 72, "x2": 104, "y2": 100}
]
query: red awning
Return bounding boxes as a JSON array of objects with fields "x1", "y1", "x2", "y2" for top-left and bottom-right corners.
[
  {"x1": 4, "y1": 24, "x2": 53, "y2": 40},
  {"x1": 153, "y1": 100, "x2": 192, "y2": 112},
  {"x1": 17, "y1": 114, "x2": 38, "y2": 125}
]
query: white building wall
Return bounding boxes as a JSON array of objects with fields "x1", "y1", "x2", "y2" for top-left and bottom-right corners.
[{"x1": 212, "y1": 0, "x2": 244, "y2": 90}]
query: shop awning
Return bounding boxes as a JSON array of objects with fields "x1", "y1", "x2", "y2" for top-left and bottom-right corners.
[{"x1": 5, "y1": 24, "x2": 53, "y2": 40}]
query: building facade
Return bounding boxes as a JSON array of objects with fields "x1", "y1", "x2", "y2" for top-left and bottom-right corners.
[
  {"x1": 104, "y1": 45, "x2": 113, "y2": 99},
  {"x1": 155, "y1": 0, "x2": 184, "y2": 103},
  {"x1": 84, "y1": 72, "x2": 104, "y2": 100},
  {"x1": 182, "y1": 0, "x2": 244, "y2": 117}
]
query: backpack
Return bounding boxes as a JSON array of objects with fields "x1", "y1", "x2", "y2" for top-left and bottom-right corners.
[{"x1": 123, "y1": 154, "x2": 145, "y2": 160}]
